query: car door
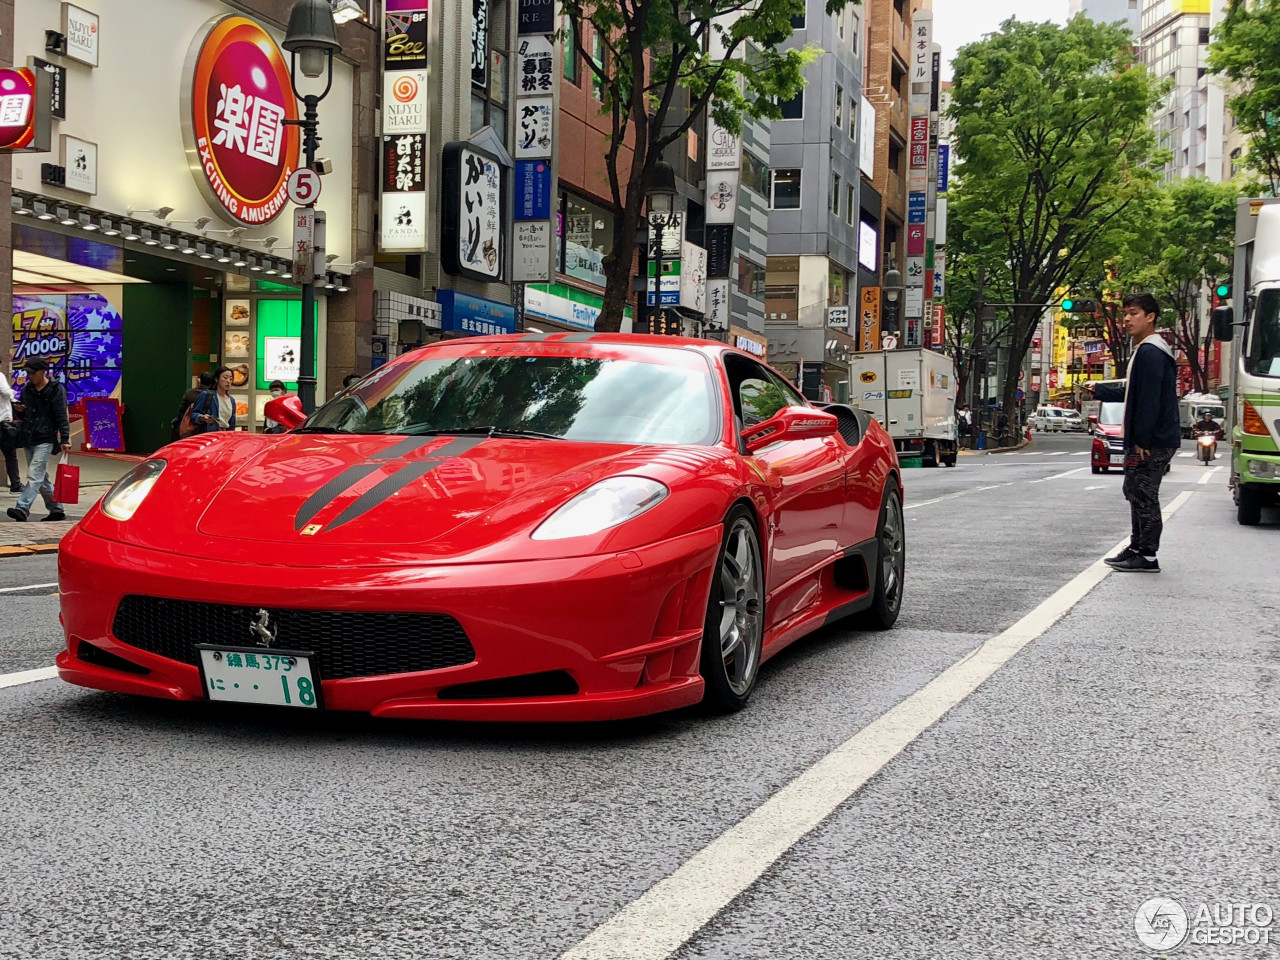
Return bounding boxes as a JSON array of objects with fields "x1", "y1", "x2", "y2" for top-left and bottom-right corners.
[{"x1": 727, "y1": 356, "x2": 848, "y2": 596}]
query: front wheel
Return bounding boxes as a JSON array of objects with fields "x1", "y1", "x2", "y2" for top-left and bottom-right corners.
[
  {"x1": 699, "y1": 506, "x2": 765, "y2": 713},
  {"x1": 1238, "y1": 486, "x2": 1263, "y2": 526},
  {"x1": 859, "y1": 484, "x2": 905, "y2": 630},
  {"x1": 1091, "y1": 466, "x2": 1101, "y2": 475}
]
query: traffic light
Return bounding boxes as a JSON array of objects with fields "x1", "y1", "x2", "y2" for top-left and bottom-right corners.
[
  {"x1": 1215, "y1": 282, "x2": 1230, "y2": 299},
  {"x1": 1060, "y1": 298, "x2": 1096, "y2": 314}
]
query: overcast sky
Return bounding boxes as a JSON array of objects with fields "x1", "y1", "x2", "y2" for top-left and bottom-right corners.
[{"x1": 933, "y1": 0, "x2": 1070, "y2": 80}]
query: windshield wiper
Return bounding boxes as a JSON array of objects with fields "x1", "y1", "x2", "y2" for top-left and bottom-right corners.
[
  {"x1": 292, "y1": 425, "x2": 359, "y2": 434},
  {"x1": 400, "y1": 425, "x2": 565, "y2": 440}
]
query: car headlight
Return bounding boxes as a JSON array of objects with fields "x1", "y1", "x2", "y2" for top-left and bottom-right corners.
[
  {"x1": 531, "y1": 476, "x2": 668, "y2": 540},
  {"x1": 101, "y1": 459, "x2": 166, "y2": 521}
]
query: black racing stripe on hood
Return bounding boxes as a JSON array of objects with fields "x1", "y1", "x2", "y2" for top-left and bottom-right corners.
[
  {"x1": 315, "y1": 436, "x2": 488, "y2": 532},
  {"x1": 295, "y1": 462, "x2": 382, "y2": 531}
]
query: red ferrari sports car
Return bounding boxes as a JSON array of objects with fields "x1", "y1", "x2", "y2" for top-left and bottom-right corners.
[{"x1": 57, "y1": 334, "x2": 904, "y2": 721}]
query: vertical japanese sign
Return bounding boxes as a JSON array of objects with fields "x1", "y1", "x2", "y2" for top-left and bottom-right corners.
[
  {"x1": 512, "y1": 17, "x2": 556, "y2": 282},
  {"x1": 442, "y1": 142, "x2": 504, "y2": 282},
  {"x1": 859, "y1": 286, "x2": 881, "y2": 353},
  {"x1": 903, "y1": 10, "x2": 934, "y2": 347},
  {"x1": 380, "y1": 2, "x2": 431, "y2": 251},
  {"x1": 182, "y1": 16, "x2": 300, "y2": 226},
  {"x1": 472, "y1": 0, "x2": 489, "y2": 89}
]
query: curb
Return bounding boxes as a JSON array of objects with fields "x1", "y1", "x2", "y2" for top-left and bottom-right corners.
[
  {"x1": 959, "y1": 436, "x2": 1033, "y2": 456},
  {"x1": 0, "y1": 543, "x2": 60, "y2": 557}
]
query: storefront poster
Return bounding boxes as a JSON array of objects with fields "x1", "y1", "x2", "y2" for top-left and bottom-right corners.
[
  {"x1": 62, "y1": 3, "x2": 100, "y2": 68},
  {"x1": 383, "y1": 70, "x2": 429, "y2": 135},
  {"x1": 12, "y1": 293, "x2": 122, "y2": 406},
  {"x1": 263, "y1": 336, "x2": 300, "y2": 382},
  {"x1": 184, "y1": 16, "x2": 301, "y2": 226},
  {"x1": 380, "y1": 192, "x2": 427, "y2": 251},
  {"x1": 705, "y1": 172, "x2": 739, "y2": 225},
  {"x1": 384, "y1": 5, "x2": 429, "y2": 70},
  {"x1": 515, "y1": 159, "x2": 551, "y2": 220},
  {"x1": 382, "y1": 134, "x2": 427, "y2": 192},
  {"x1": 706, "y1": 279, "x2": 730, "y2": 331},
  {"x1": 224, "y1": 329, "x2": 251, "y2": 359},
  {"x1": 60, "y1": 135, "x2": 96, "y2": 195},
  {"x1": 517, "y1": 0, "x2": 555, "y2": 35},
  {"x1": 83, "y1": 397, "x2": 124, "y2": 452},
  {"x1": 225, "y1": 299, "x2": 250, "y2": 328},
  {"x1": 436, "y1": 290, "x2": 516, "y2": 336},
  {"x1": 859, "y1": 285, "x2": 881, "y2": 353}
]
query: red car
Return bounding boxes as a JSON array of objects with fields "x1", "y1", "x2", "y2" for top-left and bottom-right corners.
[
  {"x1": 1090, "y1": 400, "x2": 1126, "y2": 474},
  {"x1": 57, "y1": 334, "x2": 903, "y2": 721}
]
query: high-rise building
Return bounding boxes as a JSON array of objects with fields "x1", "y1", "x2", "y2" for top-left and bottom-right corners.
[
  {"x1": 1139, "y1": 0, "x2": 1224, "y2": 183},
  {"x1": 762, "y1": 0, "x2": 867, "y2": 401},
  {"x1": 1069, "y1": 0, "x2": 1143, "y2": 36},
  {"x1": 863, "y1": 0, "x2": 916, "y2": 281}
]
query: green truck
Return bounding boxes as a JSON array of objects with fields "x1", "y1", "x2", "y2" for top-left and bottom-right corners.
[{"x1": 1214, "y1": 198, "x2": 1280, "y2": 525}]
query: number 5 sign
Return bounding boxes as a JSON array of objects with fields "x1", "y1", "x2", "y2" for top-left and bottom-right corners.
[{"x1": 287, "y1": 167, "x2": 322, "y2": 206}]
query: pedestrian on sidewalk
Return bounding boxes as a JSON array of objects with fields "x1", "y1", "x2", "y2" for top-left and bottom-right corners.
[
  {"x1": 171, "y1": 371, "x2": 216, "y2": 441},
  {"x1": 7, "y1": 359, "x2": 71, "y2": 523},
  {"x1": 0, "y1": 369, "x2": 23, "y2": 492},
  {"x1": 1083, "y1": 292, "x2": 1181, "y2": 572},
  {"x1": 263, "y1": 380, "x2": 289, "y2": 434},
  {"x1": 188, "y1": 367, "x2": 237, "y2": 434}
]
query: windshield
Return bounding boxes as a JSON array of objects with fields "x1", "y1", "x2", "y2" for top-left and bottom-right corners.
[
  {"x1": 1195, "y1": 406, "x2": 1225, "y2": 421},
  {"x1": 1246, "y1": 287, "x2": 1280, "y2": 377},
  {"x1": 299, "y1": 353, "x2": 720, "y2": 445},
  {"x1": 1099, "y1": 402, "x2": 1124, "y2": 426}
]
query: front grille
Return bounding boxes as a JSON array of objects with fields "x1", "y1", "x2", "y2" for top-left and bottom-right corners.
[{"x1": 111, "y1": 596, "x2": 476, "y2": 680}]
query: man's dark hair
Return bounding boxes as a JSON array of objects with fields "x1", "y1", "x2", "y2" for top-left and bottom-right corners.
[
  {"x1": 269, "y1": 380, "x2": 286, "y2": 391},
  {"x1": 1123, "y1": 292, "x2": 1160, "y2": 319},
  {"x1": 198, "y1": 371, "x2": 216, "y2": 389},
  {"x1": 342, "y1": 372, "x2": 360, "y2": 388}
]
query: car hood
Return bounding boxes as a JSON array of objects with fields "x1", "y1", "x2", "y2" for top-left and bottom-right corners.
[{"x1": 194, "y1": 433, "x2": 643, "y2": 546}]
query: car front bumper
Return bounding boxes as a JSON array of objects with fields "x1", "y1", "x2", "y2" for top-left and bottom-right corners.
[{"x1": 56, "y1": 525, "x2": 722, "y2": 721}]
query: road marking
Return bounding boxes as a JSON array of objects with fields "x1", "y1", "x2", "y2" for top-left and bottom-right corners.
[
  {"x1": 904, "y1": 484, "x2": 1010, "y2": 510},
  {"x1": 1198, "y1": 465, "x2": 1224, "y2": 485},
  {"x1": 1178, "y1": 452, "x2": 1193, "y2": 458},
  {"x1": 1085, "y1": 485, "x2": 1106, "y2": 490},
  {"x1": 0, "y1": 666, "x2": 57, "y2": 690},
  {"x1": 0, "y1": 582, "x2": 57, "y2": 594},
  {"x1": 558, "y1": 492, "x2": 1195, "y2": 960},
  {"x1": 1044, "y1": 451, "x2": 1068, "y2": 456},
  {"x1": 1031, "y1": 467, "x2": 1088, "y2": 483}
]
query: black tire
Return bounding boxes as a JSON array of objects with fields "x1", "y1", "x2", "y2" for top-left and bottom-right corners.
[
  {"x1": 859, "y1": 484, "x2": 905, "y2": 630},
  {"x1": 1091, "y1": 466, "x2": 1101, "y2": 475},
  {"x1": 1238, "y1": 486, "x2": 1263, "y2": 526},
  {"x1": 699, "y1": 505, "x2": 765, "y2": 713}
]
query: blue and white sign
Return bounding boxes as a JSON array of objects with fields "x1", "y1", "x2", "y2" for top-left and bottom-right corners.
[
  {"x1": 938, "y1": 144, "x2": 950, "y2": 194},
  {"x1": 436, "y1": 290, "x2": 516, "y2": 336},
  {"x1": 515, "y1": 159, "x2": 552, "y2": 220},
  {"x1": 908, "y1": 191, "x2": 926, "y2": 224}
]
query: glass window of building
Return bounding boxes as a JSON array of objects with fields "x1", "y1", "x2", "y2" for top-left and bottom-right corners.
[
  {"x1": 849, "y1": 97, "x2": 857, "y2": 139},
  {"x1": 742, "y1": 150, "x2": 770, "y2": 197},
  {"x1": 563, "y1": 15, "x2": 580, "y2": 83},
  {"x1": 739, "y1": 257, "x2": 766, "y2": 298},
  {"x1": 771, "y1": 169, "x2": 802, "y2": 209},
  {"x1": 846, "y1": 184, "x2": 855, "y2": 225},
  {"x1": 835, "y1": 85, "x2": 843, "y2": 129},
  {"x1": 831, "y1": 173, "x2": 841, "y2": 215},
  {"x1": 791, "y1": 13, "x2": 805, "y2": 29},
  {"x1": 591, "y1": 32, "x2": 605, "y2": 100},
  {"x1": 556, "y1": 191, "x2": 614, "y2": 288},
  {"x1": 779, "y1": 91, "x2": 803, "y2": 119}
]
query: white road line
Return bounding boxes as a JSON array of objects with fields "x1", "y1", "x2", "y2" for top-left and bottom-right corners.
[
  {"x1": 0, "y1": 582, "x2": 57, "y2": 594},
  {"x1": 1044, "y1": 451, "x2": 1068, "y2": 456},
  {"x1": 0, "y1": 666, "x2": 57, "y2": 690},
  {"x1": 1198, "y1": 465, "x2": 1224, "y2": 485},
  {"x1": 1030, "y1": 467, "x2": 1088, "y2": 483},
  {"x1": 1085, "y1": 485, "x2": 1106, "y2": 490},
  {"x1": 904, "y1": 483, "x2": 1010, "y2": 510},
  {"x1": 559, "y1": 492, "x2": 1195, "y2": 960},
  {"x1": 1178, "y1": 452, "x2": 1193, "y2": 458}
]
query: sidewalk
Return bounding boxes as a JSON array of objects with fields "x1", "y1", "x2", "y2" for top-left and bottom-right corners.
[{"x1": 0, "y1": 453, "x2": 138, "y2": 555}]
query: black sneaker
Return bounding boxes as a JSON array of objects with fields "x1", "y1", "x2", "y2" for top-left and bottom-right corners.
[
  {"x1": 1104, "y1": 547, "x2": 1137, "y2": 567},
  {"x1": 8, "y1": 484, "x2": 22, "y2": 493},
  {"x1": 41, "y1": 510, "x2": 67, "y2": 522},
  {"x1": 6, "y1": 507, "x2": 27, "y2": 522},
  {"x1": 1111, "y1": 554, "x2": 1160, "y2": 573}
]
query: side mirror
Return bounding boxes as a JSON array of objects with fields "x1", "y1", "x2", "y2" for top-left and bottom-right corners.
[
  {"x1": 1213, "y1": 305, "x2": 1235, "y2": 342},
  {"x1": 741, "y1": 406, "x2": 839, "y2": 453},
  {"x1": 1088, "y1": 414, "x2": 1098, "y2": 424},
  {"x1": 265, "y1": 395, "x2": 306, "y2": 429}
]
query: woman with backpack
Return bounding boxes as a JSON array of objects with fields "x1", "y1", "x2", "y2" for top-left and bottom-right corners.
[
  {"x1": 171, "y1": 371, "x2": 215, "y2": 442},
  {"x1": 188, "y1": 367, "x2": 237, "y2": 434}
]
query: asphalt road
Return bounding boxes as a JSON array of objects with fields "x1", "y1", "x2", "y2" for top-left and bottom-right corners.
[{"x1": 1, "y1": 432, "x2": 1275, "y2": 960}]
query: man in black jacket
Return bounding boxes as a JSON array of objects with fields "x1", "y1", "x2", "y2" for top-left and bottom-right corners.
[
  {"x1": 7, "y1": 359, "x2": 71, "y2": 522},
  {"x1": 1083, "y1": 293, "x2": 1181, "y2": 572}
]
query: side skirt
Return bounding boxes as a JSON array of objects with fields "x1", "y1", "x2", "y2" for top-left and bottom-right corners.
[{"x1": 761, "y1": 536, "x2": 879, "y2": 661}]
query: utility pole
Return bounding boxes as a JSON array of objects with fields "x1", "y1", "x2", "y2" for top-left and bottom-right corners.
[{"x1": 972, "y1": 265, "x2": 984, "y2": 449}]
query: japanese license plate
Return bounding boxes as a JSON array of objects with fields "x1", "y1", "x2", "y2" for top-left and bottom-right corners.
[
  {"x1": 197, "y1": 646, "x2": 320, "y2": 709},
  {"x1": 1110, "y1": 454, "x2": 1125, "y2": 464}
]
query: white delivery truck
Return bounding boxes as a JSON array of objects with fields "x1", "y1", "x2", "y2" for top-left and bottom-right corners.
[
  {"x1": 847, "y1": 348, "x2": 958, "y2": 467},
  {"x1": 1213, "y1": 197, "x2": 1280, "y2": 524}
]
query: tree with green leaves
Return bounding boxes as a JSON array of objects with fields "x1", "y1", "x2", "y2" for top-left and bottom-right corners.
[
  {"x1": 1208, "y1": 0, "x2": 1280, "y2": 191},
  {"x1": 1134, "y1": 178, "x2": 1239, "y2": 393},
  {"x1": 562, "y1": 1, "x2": 852, "y2": 332},
  {"x1": 947, "y1": 16, "x2": 1166, "y2": 437}
]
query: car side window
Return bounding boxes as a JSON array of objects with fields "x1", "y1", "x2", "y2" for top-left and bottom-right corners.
[{"x1": 739, "y1": 377, "x2": 787, "y2": 425}]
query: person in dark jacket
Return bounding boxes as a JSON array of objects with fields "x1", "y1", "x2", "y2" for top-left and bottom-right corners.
[
  {"x1": 1083, "y1": 292, "x2": 1181, "y2": 572},
  {"x1": 170, "y1": 371, "x2": 216, "y2": 441},
  {"x1": 7, "y1": 359, "x2": 71, "y2": 522},
  {"x1": 188, "y1": 366, "x2": 237, "y2": 434}
]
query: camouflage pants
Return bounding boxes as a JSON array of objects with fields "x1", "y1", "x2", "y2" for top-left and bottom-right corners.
[{"x1": 1122, "y1": 448, "x2": 1176, "y2": 556}]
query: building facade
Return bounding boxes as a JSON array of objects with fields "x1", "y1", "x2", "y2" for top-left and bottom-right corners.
[
  {"x1": 863, "y1": 0, "x2": 914, "y2": 283},
  {"x1": 764, "y1": 0, "x2": 865, "y2": 401},
  {"x1": 1069, "y1": 0, "x2": 1143, "y2": 36},
  {"x1": 4, "y1": 0, "x2": 378, "y2": 453}
]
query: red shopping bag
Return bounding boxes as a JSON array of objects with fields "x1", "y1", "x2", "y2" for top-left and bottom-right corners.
[{"x1": 53, "y1": 458, "x2": 80, "y2": 505}]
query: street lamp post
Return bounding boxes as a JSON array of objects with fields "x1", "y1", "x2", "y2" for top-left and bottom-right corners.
[
  {"x1": 283, "y1": 0, "x2": 341, "y2": 414},
  {"x1": 882, "y1": 267, "x2": 903, "y2": 346},
  {"x1": 646, "y1": 161, "x2": 677, "y2": 335}
]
